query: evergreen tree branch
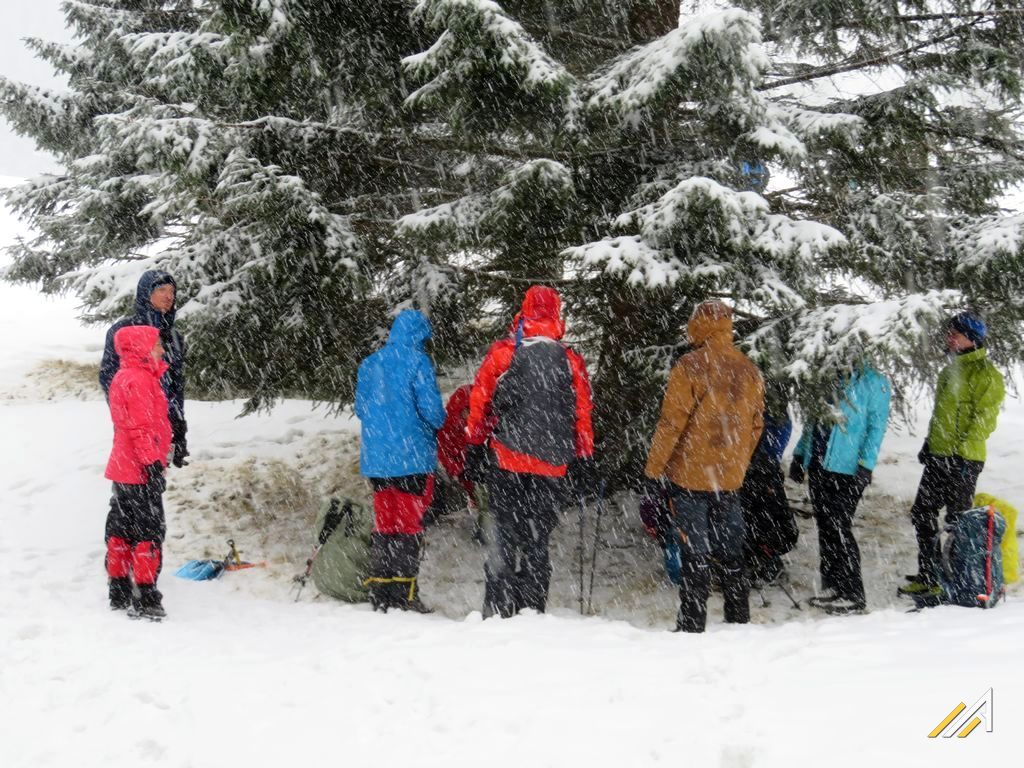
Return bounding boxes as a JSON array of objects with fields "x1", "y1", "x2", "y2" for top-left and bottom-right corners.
[{"x1": 759, "y1": 18, "x2": 985, "y2": 92}]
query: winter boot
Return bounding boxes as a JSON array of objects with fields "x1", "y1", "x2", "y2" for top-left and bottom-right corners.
[
  {"x1": 815, "y1": 596, "x2": 867, "y2": 615},
  {"x1": 368, "y1": 533, "x2": 428, "y2": 613},
  {"x1": 897, "y1": 580, "x2": 942, "y2": 598},
  {"x1": 808, "y1": 589, "x2": 842, "y2": 607},
  {"x1": 719, "y1": 560, "x2": 750, "y2": 624},
  {"x1": 108, "y1": 577, "x2": 132, "y2": 611},
  {"x1": 674, "y1": 556, "x2": 711, "y2": 633},
  {"x1": 128, "y1": 584, "x2": 166, "y2": 621}
]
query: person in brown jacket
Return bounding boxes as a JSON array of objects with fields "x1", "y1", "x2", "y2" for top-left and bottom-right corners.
[{"x1": 644, "y1": 300, "x2": 765, "y2": 632}]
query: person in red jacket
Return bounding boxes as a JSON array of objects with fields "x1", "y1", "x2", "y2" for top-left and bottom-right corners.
[
  {"x1": 104, "y1": 325, "x2": 173, "y2": 619},
  {"x1": 464, "y1": 285, "x2": 595, "y2": 617}
]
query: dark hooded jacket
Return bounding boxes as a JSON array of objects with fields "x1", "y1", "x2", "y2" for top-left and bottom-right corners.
[{"x1": 99, "y1": 271, "x2": 186, "y2": 440}]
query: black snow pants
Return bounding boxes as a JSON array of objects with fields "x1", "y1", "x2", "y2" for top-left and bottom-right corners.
[
  {"x1": 483, "y1": 469, "x2": 562, "y2": 618},
  {"x1": 910, "y1": 455, "x2": 984, "y2": 586},
  {"x1": 669, "y1": 488, "x2": 749, "y2": 633},
  {"x1": 808, "y1": 468, "x2": 867, "y2": 603}
]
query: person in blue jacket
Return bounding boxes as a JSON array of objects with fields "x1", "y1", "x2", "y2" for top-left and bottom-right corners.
[
  {"x1": 355, "y1": 309, "x2": 447, "y2": 612},
  {"x1": 99, "y1": 270, "x2": 188, "y2": 468},
  {"x1": 790, "y1": 364, "x2": 891, "y2": 614}
]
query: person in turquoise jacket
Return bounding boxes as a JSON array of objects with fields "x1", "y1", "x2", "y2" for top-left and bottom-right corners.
[
  {"x1": 790, "y1": 364, "x2": 892, "y2": 614},
  {"x1": 900, "y1": 311, "x2": 1005, "y2": 598}
]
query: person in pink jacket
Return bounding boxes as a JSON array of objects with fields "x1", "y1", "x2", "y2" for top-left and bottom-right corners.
[{"x1": 104, "y1": 325, "x2": 172, "y2": 619}]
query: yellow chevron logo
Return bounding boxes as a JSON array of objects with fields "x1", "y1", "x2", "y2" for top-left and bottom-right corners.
[{"x1": 929, "y1": 689, "x2": 993, "y2": 738}]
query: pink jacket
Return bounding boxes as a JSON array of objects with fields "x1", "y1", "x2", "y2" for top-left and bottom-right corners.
[{"x1": 105, "y1": 326, "x2": 172, "y2": 484}]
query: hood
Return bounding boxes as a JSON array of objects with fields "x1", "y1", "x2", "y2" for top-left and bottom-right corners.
[
  {"x1": 512, "y1": 285, "x2": 565, "y2": 340},
  {"x1": 135, "y1": 270, "x2": 177, "y2": 329},
  {"x1": 113, "y1": 325, "x2": 167, "y2": 376},
  {"x1": 687, "y1": 300, "x2": 733, "y2": 348},
  {"x1": 387, "y1": 309, "x2": 433, "y2": 349}
]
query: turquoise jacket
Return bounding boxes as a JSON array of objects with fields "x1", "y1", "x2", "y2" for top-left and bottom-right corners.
[{"x1": 793, "y1": 367, "x2": 892, "y2": 475}]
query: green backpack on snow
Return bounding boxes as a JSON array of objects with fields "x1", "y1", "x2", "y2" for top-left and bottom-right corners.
[{"x1": 310, "y1": 498, "x2": 373, "y2": 602}]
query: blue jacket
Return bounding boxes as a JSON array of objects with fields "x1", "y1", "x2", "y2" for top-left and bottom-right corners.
[
  {"x1": 356, "y1": 310, "x2": 447, "y2": 478},
  {"x1": 793, "y1": 367, "x2": 891, "y2": 475},
  {"x1": 99, "y1": 270, "x2": 186, "y2": 432}
]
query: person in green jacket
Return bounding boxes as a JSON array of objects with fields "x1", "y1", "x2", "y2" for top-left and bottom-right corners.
[{"x1": 900, "y1": 312, "x2": 1005, "y2": 597}]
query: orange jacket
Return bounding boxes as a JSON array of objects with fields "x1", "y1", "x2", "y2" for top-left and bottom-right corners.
[{"x1": 645, "y1": 302, "x2": 764, "y2": 492}]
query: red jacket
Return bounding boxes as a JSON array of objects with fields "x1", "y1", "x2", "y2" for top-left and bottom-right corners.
[
  {"x1": 466, "y1": 286, "x2": 594, "y2": 477},
  {"x1": 105, "y1": 326, "x2": 173, "y2": 484},
  {"x1": 438, "y1": 384, "x2": 473, "y2": 481}
]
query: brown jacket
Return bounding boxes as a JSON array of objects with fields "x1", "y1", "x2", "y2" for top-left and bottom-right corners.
[{"x1": 644, "y1": 303, "x2": 765, "y2": 492}]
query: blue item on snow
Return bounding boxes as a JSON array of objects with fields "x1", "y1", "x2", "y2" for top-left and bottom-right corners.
[
  {"x1": 942, "y1": 505, "x2": 1006, "y2": 608},
  {"x1": 355, "y1": 310, "x2": 447, "y2": 478},
  {"x1": 175, "y1": 559, "x2": 225, "y2": 581},
  {"x1": 99, "y1": 270, "x2": 186, "y2": 423},
  {"x1": 793, "y1": 367, "x2": 891, "y2": 475}
]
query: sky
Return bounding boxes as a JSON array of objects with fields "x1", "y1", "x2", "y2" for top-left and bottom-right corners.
[{"x1": 0, "y1": 1, "x2": 69, "y2": 177}]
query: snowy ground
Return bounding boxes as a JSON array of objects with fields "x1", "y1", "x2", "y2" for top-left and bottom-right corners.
[{"x1": 2, "y1": 182, "x2": 1022, "y2": 766}]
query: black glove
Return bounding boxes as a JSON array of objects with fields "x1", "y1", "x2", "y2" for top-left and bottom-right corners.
[
  {"x1": 144, "y1": 461, "x2": 166, "y2": 494},
  {"x1": 639, "y1": 480, "x2": 672, "y2": 546},
  {"x1": 917, "y1": 441, "x2": 929, "y2": 465},
  {"x1": 463, "y1": 444, "x2": 491, "y2": 483},
  {"x1": 855, "y1": 465, "x2": 873, "y2": 488},
  {"x1": 788, "y1": 459, "x2": 806, "y2": 485},
  {"x1": 171, "y1": 419, "x2": 189, "y2": 468},
  {"x1": 567, "y1": 457, "x2": 598, "y2": 497},
  {"x1": 172, "y1": 439, "x2": 190, "y2": 468}
]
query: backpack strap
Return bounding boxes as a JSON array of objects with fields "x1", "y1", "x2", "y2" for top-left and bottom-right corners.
[{"x1": 985, "y1": 505, "x2": 995, "y2": 600}]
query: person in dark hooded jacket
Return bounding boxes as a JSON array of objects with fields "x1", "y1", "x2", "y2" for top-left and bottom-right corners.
[
  {"x1": 355, "y1": 309, "x2": 447, "y2": 612},
  {"x1": 99, "y1": 270, "x2": 188, "y2": 467},
  {"x1": 464, "y1": 286, "x2": 595, "y2": 618}
]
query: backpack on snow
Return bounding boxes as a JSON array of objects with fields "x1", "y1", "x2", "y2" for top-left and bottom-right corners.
[
  {"x1": 939, "y1": 505, "x2": 1007, "y2": 609},
  {"x1": 310, "y1": 497, "x2": 374, "y2": 602}
]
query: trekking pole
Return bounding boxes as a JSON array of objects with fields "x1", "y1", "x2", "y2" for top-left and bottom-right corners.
[
  {"x1": 776, "y1": 576, "x2": 802, "y2": 611},
  {"x1": 578, "y1": 493, "x2": 586, "y2": 615},
  {"x1": 585, "y1": 480, "x2": 608, "y2": 615}
]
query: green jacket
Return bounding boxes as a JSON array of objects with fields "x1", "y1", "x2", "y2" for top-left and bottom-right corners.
[{"x1": 927, "y1": 348, "x2": 1005, "y2": 462}]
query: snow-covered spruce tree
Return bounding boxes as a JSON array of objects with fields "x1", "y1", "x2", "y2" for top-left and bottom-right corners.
[
  {"x1": 0, "y1": 0, "x2": 449, "y2": 407},
  {"x1": 396, "y1": 0, "x2": 1024, "y2": 482},
  {"x1": 4, "y1": 2, "x2": 1023, "y2": 481},
  {"x1": 0, "y1": 1, "x2": 201, "y2": 288}
]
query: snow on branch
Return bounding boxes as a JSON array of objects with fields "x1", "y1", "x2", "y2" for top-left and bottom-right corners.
[
  {"x1": 583, "y1": 9, "x2": 767, "y2": 127},
  {"x1": 566, "y1": 176, "x2": 843, "y2": 312},
  {"x1": 404, "y1": 0, "x2": 574, "y2": 109},
  {"x1": 94, "y1": 106, "x2": 227, "y2": 178},
  {"x1": 621, "y1": 176, "x2": 844, "y2": 260},
  {"x1": 757, "y1": 290, "x2": 961, "y2": 381},
  {"x1": 562, "y1": 235, "x2": 687, "y2": 288},
  {"x1": 953, "y1": 214, "x2": 1024, "y2": 273},
  {"x1": 397, "y1": 159, "x2": 573, "y2": 240}
]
